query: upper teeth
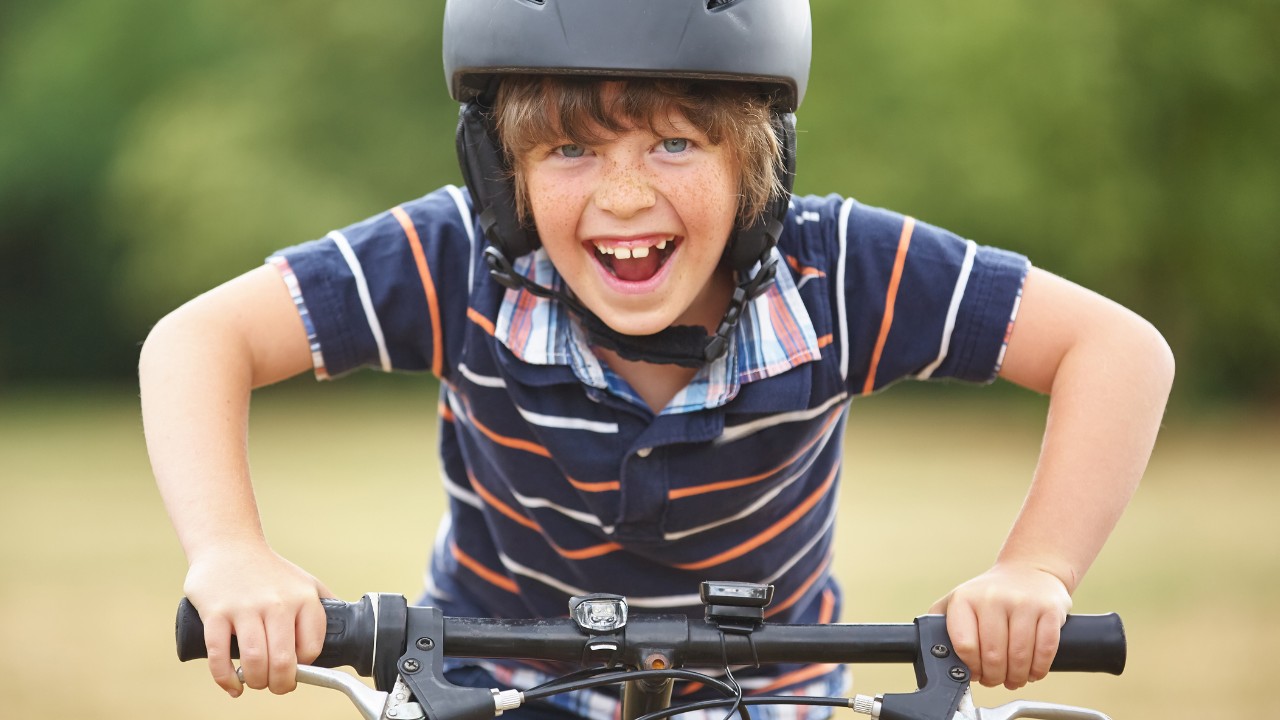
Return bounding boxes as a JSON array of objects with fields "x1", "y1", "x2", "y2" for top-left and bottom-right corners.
[{"x1": 595, "y1": 238, "x2": 670, "y2": 258}]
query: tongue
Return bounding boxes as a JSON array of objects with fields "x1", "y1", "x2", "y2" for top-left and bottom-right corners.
[{"x1": 611, "y1": 253, "x2": 662, "y2": 283}]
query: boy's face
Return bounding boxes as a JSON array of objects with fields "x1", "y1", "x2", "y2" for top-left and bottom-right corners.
[{"x1": 520, "y1": 102, "x2": 739, "y2": 337}]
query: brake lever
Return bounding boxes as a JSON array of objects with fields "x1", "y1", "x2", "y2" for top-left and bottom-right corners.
[
  {"x1": 973, "y1": 699, "x2": 1112, "y2": 720},
  {"x1": 238, "y1": 665, "x2": 425, "y2": 720}
]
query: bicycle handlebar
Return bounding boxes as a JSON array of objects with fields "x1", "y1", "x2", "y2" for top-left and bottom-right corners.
[{"x1": 175, "y1": 594, "x2": 1126, "y2": 675}]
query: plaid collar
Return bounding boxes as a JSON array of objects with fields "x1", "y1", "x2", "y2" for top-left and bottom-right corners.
[{"x1": 493, "y1": 248, "x2": 821, "y2": 414}]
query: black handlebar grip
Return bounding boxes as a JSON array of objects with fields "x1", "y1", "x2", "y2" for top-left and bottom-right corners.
[
  {"x1": 174, "y1": 596, "x2": 380, "y2": 676},
  {"x1": 1050, "y1": 613, "x2": 1127, "y2": 675}
]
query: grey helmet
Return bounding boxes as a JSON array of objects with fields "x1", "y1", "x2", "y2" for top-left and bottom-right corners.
[
  {"x1": 444, "y1": 0, "x2": 812, "y2": 112},
  {"x1": 446, "y1": 0, "x2": 812, "y2": 367}
]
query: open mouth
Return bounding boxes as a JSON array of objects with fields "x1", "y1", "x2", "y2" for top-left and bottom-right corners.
[{"x1": 591, "y1": 237, "x2": 679, "y2": 283}]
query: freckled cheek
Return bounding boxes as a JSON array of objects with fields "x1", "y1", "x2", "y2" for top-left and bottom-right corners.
[
  {"x1": 528, "y1": 178, "x2": 585, "y2": 238},
  {"x1": 670, "y1": 167, "x2": 737, "y2": 235}
]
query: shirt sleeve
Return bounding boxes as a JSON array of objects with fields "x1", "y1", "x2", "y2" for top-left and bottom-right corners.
[
  {"x1": 268, "y1": 187, "x2": 476, "y2": 380},
  {"x1": 839, "y1": 199, "x2": 1029, "y2": 394}
]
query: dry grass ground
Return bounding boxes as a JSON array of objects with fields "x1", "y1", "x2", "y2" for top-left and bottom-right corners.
[{"x1": 1, "y1": 380, "x2": 1275, "y2": 718}]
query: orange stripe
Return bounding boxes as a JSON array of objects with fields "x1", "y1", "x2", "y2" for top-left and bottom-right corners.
[
  {"x1": 464, "y1": 402, "x2": 552, "y2": 458},
  {"x1": 469, "y1": 472, "x2": 539, "y2": 530},
  {"x1": 467, "y1": 307, "x2": 496, "y2": 336},
  {"x1": 668, "y1": 410, "x2": 840, "y2": 500},
  {"x1": 468, "y1": 472, "x2": 623, "y2": 560},
  {"x1": 392, "y1": 206, "x2": 444, "y2": 376},
  {"x1": 455, "y1": 395, "x2": 619, "y2": 491},
  {"x1": 748, "y1": 662, "x2": 839, "y2": 695},
  {"x1": 817, "y1": 333, "x2": 833, "y2": 348},
  {"x1": 765, "y1": 549, "x2": 833, "y2": 619},
  {"x1": 451, "y1": 541, "x2": 518, "y2": 594},
  {"x1": 569, "y1": 477, "x2": 621, "y2": 493},
  {"x1": 674, "y1": 464, "x2": 838, "y2": 571},
  {"x1": 861, "y1": 217, "x2": 915, "y2": 396},
  {"x1": 439, "y1": 403, "x2": 455, "y2": 423},
  {"x1": 786, "y1": 255, "x2": 826, "y2": 278},
  {"x1": 818, "y1": 588, "x2": 836, "y2": 624},
  {"x1": 557, "y1": 541, "x2": 624, "y2": 560}
]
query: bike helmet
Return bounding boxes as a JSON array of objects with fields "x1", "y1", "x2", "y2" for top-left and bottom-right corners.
[{"x1": 445, "y1": 0, "x2": 812, "y2": 366}]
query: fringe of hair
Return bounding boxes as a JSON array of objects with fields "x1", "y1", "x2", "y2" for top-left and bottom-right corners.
[{"x1": 494, "y1": 77, "x2": 782, "y2": 229}]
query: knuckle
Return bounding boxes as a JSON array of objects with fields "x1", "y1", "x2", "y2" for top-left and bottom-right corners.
[
  {"x1": 270, "y1": 654, "x2": 297, "y2": 674},
  {"x1": 952, "y1": 637, "x2": 979, "y2": 656}
]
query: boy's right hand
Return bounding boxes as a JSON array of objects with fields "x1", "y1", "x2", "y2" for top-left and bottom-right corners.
[{"x1": 183, "y1": 545, "x2": 333, "y2": 697}]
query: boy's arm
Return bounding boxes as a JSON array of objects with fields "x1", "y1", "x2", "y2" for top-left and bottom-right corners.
[
  {"x1": 930, "y1": 267, "x2": 1174, "y2": 690},
  {"x1": 140, "y1": 263, "x2": 330, "y2": 697}
]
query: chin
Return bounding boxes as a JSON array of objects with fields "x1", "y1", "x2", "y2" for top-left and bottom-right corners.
[{"x1": 595, "y1": 310, "x2": 684, "y2": 338}]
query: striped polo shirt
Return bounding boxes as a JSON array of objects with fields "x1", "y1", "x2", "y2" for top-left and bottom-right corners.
[{"x1": 271, "y1": 187, "x2": 1028, "y2": 718}]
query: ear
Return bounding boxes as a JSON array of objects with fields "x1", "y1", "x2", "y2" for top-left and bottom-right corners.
[{"x1": 455, "y1": 101, "x2": 541, "y2": 259}]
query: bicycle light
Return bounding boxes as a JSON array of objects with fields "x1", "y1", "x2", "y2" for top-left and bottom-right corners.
[
  {"x1": 701, "y1": 581, "x2": 774, "y2": 633},
  {"x1": 700, "y1": 581, "x2": 773, "y2": 607},
  {"x1": 569, "y1": 593, "x2": 628, "y2": 633}
]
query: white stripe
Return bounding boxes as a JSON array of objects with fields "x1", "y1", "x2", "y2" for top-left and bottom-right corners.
[
  {"x1": 762, "y1": 500, "x2": 838, "y2": 584},
  {"x1": 516, "y1": 407, "x2": 619, "y2": 434},
  {"x1": 444, "y1": 184, "x2": 476, "y2": 292},
  {"x1": 836, "y1": 199, "x2": 854, "y2": 382},
  {"x1": 917, "y1": 240, "x2": 978, "y2": 380},
  {"x1": 328, "y1": 231, "x2": 391, "y2": 371},
  {"x1": 499, "y1": 553, "x2": 590, "y2": 597},
  {"x1": 458, "y1": 362, "x2": 506, "y2": 388},
  {"x1": 507, "y1": 487, "x2": 616, "y2": 533},
  {"x1": 441, "y1": 469, "x2": 482, "y2": 509},
  {"x1": 715, "y1": 392, "x2": 847, "y2": 446},
  {"x1": 500, "y1": 553, "x2": 706, "y2": 609},
  {"x1": 664, "y1": 418, "x2": 840, "y2": 542}
]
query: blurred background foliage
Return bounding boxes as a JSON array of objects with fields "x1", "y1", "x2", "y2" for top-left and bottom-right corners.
[{"x1": 1, "y1": 0, "x2": 1277, "y2": 405}]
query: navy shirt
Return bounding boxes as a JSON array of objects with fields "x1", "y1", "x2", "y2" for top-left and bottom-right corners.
[{"x1": 271, "y1": 187, "x2": 1029, "y2": 713}]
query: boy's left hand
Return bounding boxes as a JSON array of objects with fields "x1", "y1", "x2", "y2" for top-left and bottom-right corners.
[{"x1": 929, "y1": 563, "x2": 1072, "y2": 690}]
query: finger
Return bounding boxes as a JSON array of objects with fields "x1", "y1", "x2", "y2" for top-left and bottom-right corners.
[
  {"x1": 202, "y1": 614, "x2": 243, "y2": 697},
  {"x1": 264, "y1": 606, "x2": 300, "y2": 695},
  {"x1": 297, "y1": 597, "x2": 329, "y2": 665},
  {"x1": 944, "y1": 599, "x2": 981, "y2": 684},
  {"x1": 234, "y1": 615, "x2": 270, "y2": 691},
  {"x1": 1028, "y1": 612, "x2": 1063, "y2": 683},
  {"x1": 975, "y1": 603, "x2": 1010, "y2": 688},
  {"x1": 1003, "y1": 605, "x2": 1040, "y2": 690}
]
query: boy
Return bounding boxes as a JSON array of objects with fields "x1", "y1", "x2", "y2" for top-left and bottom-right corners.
[{"x1": 141, "y1": 0, "x2": 1174, "y2": 716}]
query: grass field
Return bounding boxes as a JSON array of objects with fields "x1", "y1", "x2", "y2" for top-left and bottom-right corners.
[{"x1": 1, "y1": 379, "x2": 1276, "y2": 718}]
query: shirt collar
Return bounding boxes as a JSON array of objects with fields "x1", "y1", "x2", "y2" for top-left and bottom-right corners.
[{"x1": 493, "y1": 248, "x2": 822, "y2": 413}]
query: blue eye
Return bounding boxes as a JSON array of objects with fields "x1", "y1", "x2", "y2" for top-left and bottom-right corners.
[
  {"x1": 557, "y1": 144, "x2": 586, "y2": 158},
  {"x1": 661, "y1": 138, "x2": 689, "y2": 153}
]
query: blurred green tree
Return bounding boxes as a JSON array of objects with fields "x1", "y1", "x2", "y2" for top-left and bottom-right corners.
[{"x1": 1, "y1": 1, "x2": 1276, "y2": 404}]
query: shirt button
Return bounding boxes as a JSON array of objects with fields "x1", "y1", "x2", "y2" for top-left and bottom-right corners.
[{"x1": 635, "y1": 447, "x2": 653, "y2": 458}]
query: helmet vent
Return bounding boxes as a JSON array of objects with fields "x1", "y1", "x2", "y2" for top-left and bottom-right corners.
[{"x1": 707, "y1": 0, "x2": 742, "y2": 9}]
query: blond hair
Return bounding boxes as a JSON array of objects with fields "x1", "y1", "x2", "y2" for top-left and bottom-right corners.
[{"x1": 493, "y1": 77, "x2": 783, "y2": 229}]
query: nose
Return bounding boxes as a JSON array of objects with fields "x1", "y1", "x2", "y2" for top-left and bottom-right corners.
[{"x1": 593, "y1": 156, "x2": 655, "y2": 218}]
